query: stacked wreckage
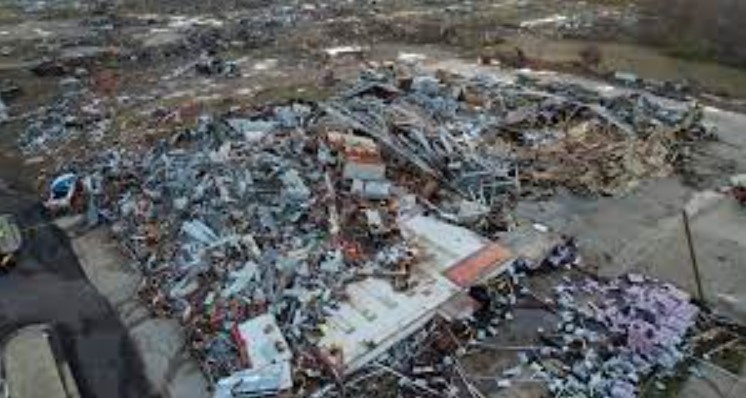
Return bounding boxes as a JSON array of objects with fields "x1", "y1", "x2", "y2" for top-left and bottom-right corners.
[{"x1": 50, "y1": 65, "x2": 726, "y2": 397}]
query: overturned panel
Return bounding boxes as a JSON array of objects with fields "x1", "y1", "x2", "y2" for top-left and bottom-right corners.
[
  {"x1": 318, "y1": 216, "x2": 513, "y2": 374},
  {"x1": 402, "y1": 215, "x2": 513, "y2": 285},
  {"x1": 317, "y1": 270, "x2": 457, "y2": 374},
  {"x1": 401, "y1": 215, "x2": 489, "y2": 272}
]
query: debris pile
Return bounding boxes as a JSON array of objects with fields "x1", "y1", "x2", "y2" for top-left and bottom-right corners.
[
  {"x1": 325, "y1": 69, "x2": 712, "y2": 197},
  {"x1": 86, "y1": 104, "x2": 434, "y2": 389},
  {"x1": 534, "y1": 275, "x2": 699, "y2": 397},
  {"x1": 65, "y1": 65, "x2": 718, "y2": 396},
  {"x1": 513, "y1": 84, "x2": 713, "y2": 195},
  {"x1": 292, "y1": 241, "x2": 704, "y2": 398},
  {"x1": 394, "y1": 244, "x2": 702, "y2": 398},
  {"x1": 323, "y1": 70, "x2": 519, "y2": 207}
]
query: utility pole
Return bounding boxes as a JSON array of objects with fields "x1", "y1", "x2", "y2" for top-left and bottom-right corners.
[{"x1": 682, "y1": 209, "x2": 705, "y2": 302}]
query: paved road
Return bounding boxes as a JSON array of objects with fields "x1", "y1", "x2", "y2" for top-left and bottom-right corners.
[{"x1": 0, "y1": 155, "x2": 154, "y2": 398}]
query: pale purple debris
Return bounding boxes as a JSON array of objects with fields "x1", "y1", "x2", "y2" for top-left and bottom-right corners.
[
  {"x1": 590, "y1": 280, "x2": 698, "y2": 363},
  {"x1": 536, "y1": 275, "x2": 699, "y2": 397}
]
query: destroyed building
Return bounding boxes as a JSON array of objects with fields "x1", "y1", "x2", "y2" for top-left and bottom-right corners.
[
  {"x1": 3, "y1": 1, "x2": 746, "y2": 397},
  {"x1": 48, "y1": 64, "x2": 719, "y2": 397}
]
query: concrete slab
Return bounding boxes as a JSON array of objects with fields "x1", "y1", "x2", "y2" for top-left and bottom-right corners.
[
  {"x1": 130, "y1": 319, "x2": 185, "y2": 388},
  {"x1": 167, "y1": 360, "x2": 209, "y2": 398},
  {"x1": 70, "y1": 228, "x2": 141, "y2": 307},
  {"x1": 680, "y1": 361, "x2": 746, "y2": 398}
]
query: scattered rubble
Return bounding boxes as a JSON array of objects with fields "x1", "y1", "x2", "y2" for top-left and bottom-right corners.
[
  {"x1": 194, "y1": 52, "x2": 240, "y2": 77},
  {"x1": 518, "y1": 5, "x2": 640, "y2": 41},
  {"x1": 17, "y1": 80, "x2": 110, "y2": 156},
  {"x1": 323, "y1": 67, "x2": 712, "y2": 198},
  {"x1": 38, "y1": 63, "x2": 723, "y2": 396},
  {"x1": 3, "y1": 1, "x2": 745, "y2": 396},
  {"x1": 524, "y1": 274, "x2": 698, "y2": 397},
  {"x1": 326, "y1": 240, "x2": 721, "y2": 398}
]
